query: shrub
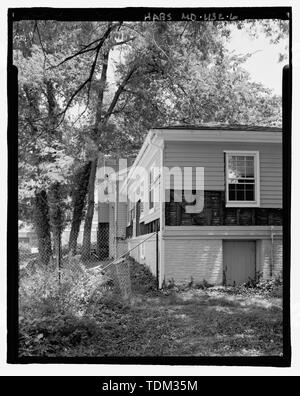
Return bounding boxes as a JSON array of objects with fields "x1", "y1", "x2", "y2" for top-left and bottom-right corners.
[
  {"x1": 243, "y1": 271, "x2": 263, "y2": 288},
  {"x1": 221, "y1": 274, "x2": 283, "y2": 297},
  {"x1": 19, "y1": 256, "x2": 113, "y2": 356},
  {"x1": 127, "y1": 257, "x2": 159, "y2": 295},
  {"x1": 19, "y1": 311, "x2": 100, "y2": 356},
  {"x1": 19, "y1": 256, "x2": 107, "y2": 318},
  {"x1": 195, "y1": 279, "x2": 213, "y2": 289}
]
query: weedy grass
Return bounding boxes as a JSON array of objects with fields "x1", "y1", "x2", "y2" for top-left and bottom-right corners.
[{"x1": 19, "y1": 258, "x2": 283, "y2": 357}]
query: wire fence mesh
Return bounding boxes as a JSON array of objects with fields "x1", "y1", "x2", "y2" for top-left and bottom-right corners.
[{"x1": 19, "y1": 217, "x2": 159, "y2": 301}]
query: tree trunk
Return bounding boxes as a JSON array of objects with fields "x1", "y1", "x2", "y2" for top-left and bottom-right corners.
[
  {"x1": 81, "y1": 52, "x2": 110, "y2": 258},
  {"x1": 68, "y1": 162, "x2": 91, "y2": 255},
  {"x1": 33, "y1": 190, "x2": 52, "y2": 266},
  {"x1": 49, "y1": 182, "x2": 64, "y2": 269},
  {"x1": 24, "y1": 84, "x2": 53, "y2": 265},
  {"x1": 81, "y1": 159, "x2": 97, "y2": 260},
  {"x1": 80, "y1": 50, "x2": 136, "y2": 258},
  {"x1": 45, "y1": 79, "x2": 64, "y2": 269}
]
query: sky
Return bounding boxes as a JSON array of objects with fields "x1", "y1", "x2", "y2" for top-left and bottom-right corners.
[
  {"x1": 226, "y1": 24, "x2": 289, "y2": 95},
  {"x1": 107, "y1": 22, "x2": 289, "y2": 97}
]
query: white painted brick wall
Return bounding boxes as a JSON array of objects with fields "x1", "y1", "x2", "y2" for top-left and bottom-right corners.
[
  {"x1": 164, "y1": 239, "x2": 223, "y2": 285},
  {"x1": 257, "y1": 238, "x2": 282, "y2": 279},
  {"x1": 128, "y1": 234, "x2": 158, "y2": 276},
  {"x1": 273, "y1": 238, "x2": 283, "y2": 278}
]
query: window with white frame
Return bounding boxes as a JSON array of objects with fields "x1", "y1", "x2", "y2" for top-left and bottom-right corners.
[
  {"x1": 127, "y1": 196, "x2": 135, "y2": 224},
  {"x1": 130, "y1": 203, "x2": 135, "y2": 221},
  {"x1": 149, "y1": 165, "x2": 156, "y2": 211},
  {"x1": 140, "y1": 179, "x2": 145, "y2": 218},
  {"x1": 225, "y1": 151, "x2": 260, "y2": 207}
]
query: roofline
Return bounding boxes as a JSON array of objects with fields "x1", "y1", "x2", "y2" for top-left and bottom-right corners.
[
  {"x1": 151, "y1": 128, "x2": 282, "y2": 144},
  {"x1": 119, "y1": 130, "x2": 155, "y2": 193},
  {"x1": 154, "y1": 125, "x2": 282, "y2": 132}
]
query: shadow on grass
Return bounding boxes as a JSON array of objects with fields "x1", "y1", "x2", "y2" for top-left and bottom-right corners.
[
  {"x1": 19, "y1": 257, "x2": 283, "y2": 358},
  {"x1": 128, "y1": 289, "x2": 283, "y2": 356}
]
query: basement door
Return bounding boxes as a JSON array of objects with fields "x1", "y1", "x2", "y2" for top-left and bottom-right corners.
[{"x1": 223, "y1": 241, "x2": 256, "y2": 286}]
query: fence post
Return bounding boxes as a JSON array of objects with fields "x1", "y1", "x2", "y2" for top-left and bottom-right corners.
[
  {"x1": 58, "y1": 230, "x2": 61, "y2": 286},
  {"x1": 156, "y1": 227, "x2": 159, "y2": 290}
]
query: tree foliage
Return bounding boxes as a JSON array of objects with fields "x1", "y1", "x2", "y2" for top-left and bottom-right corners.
[{"x1": 14, "y1": 19, "x2": 288, "y2": 257}]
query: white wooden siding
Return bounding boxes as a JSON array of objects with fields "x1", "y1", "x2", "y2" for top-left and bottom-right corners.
[
  {"x1": 127, "y1": 148, "x2": 161, "y2": 226},
  {"x1": 164, "y1": 141, "x2": 282, "y2": 208}
]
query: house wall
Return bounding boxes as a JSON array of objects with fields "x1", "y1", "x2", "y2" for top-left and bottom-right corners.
[
  {"x1": 122, "y1": 130, "x2": 283, "y2": 287},
  {"x1": 106, "y1": 193, "x2": 128, "y2": 258},
  {"x1": 162, "y1": 226, "x2": 283, "y2": 285},
  {"x1": 164, "y1": 141, "x2": 282, "y2": 208},
  {"x1": 126, "y1": 145, "x2": 161, "y2": 230},
  {"x1": 256, "y1": 237, "x2": 283, "y2": 279},
  {"x1": 142, "y1": 149, "x2": 161, "y2": 224},
  {"x1": 128, "y1": 233, "x2": 158, "y2": 276},
  {"x1": 98, "y1": 202, "x2": 109, "y2": 223},
  {"x1": 164, "y1": 239, "x2": 223, "y2": 285}
]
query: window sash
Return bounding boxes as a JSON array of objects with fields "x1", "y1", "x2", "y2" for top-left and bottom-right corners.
[
  {"x1": 149, "y1": 188, "x2": 154, "y2": 210},
  {"x1": 225, "y1": 152, "x2": 259, "y2": 206}
]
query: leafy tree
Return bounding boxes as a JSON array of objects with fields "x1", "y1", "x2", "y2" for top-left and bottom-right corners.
[
  {"x1": 15, "y1": 21, "x2": 91, "y2": 262},
  {"x1": 15, "y1": 19, "x2": 288, "y2": 260}
]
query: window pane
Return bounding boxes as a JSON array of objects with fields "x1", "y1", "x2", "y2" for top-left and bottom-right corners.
[
  {"x1": 149, "y1": 169, "x2": 153, "y2": 184},
  {"x1": 236, "y1": 190, "x2": 244, "y2": 200},
  {"x1": 246, "y1": 159, "x2": 254, "y2": 177},
  {"x1": 245, "y1": 184, "x2": 255, "y2": 201},
  {"x1": 229, "y1": 185, "x2": 236, "y2": 201},
  {"x1": 236, "y1": 162, "x2": 246, "y2": 177},
  {"x1": 149, "y1": 189, "x2": 154, "y2": 209},
  {"x1": 245, "y1": 189, "x2": 254, "y2": 200},
  {"x1": 227, "y1": 154, "x2": 256, "y2": 202}
]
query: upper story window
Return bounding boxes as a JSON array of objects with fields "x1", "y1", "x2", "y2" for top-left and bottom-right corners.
[
  {"x1": 225, "y1": 151, "x2": 260, "y2": 207},
  {"x1": 149, "y1": 163, "x2": 160, "y2": 211},
  {"x1": 140, "y1": 180, "x2": 145, "y2": 218},
  {"x1": 149, "y1": 167, "x2": 155, "y2": 210},
  {"x1": 127, "y1": 197, "x2": 135, "y2": 225}
]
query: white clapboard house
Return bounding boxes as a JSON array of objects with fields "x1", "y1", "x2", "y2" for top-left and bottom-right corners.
[{"x1": 97, "y1": 124, "x2": 283, "y2": 287}]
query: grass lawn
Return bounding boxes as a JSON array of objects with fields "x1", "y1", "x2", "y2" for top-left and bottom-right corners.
[
  {"x1": 83, "y1": 287, "x2": 282, "y2": 357},
  {"x1": 19, "y1": 260, "x2": 283, "y2": 357},
  {"x1": 128, "y1": 289, "x2": 282, "y2": 356}
]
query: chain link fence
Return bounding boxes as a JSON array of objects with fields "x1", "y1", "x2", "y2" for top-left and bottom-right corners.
[
  {"x1": 19, "y1": 216, "x2": 159, "y2": 300},
  {"x1": 19, "y1": 223, "x2": 112, "y2": 272}
]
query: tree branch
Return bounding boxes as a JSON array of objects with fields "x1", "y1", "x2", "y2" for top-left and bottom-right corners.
[
  {"x1": 53, "y1": 39, "x2": 104, "y2": 129},
  {"x1": 51, "y1": 22, "x2": 121, "y2": 69},
  {"x1": 102, "y1": 65, "x2": 138, "y2": 125},
  {"x1": 110, "y1": 94, "x2": 131, "y2": 115},
  {"x1": 94, "y1": 50, "x2": 110, "y2": 125},
  {"x1": 34, "y1": 21, "x2": 48, "y2": 69},
  {"x1": 110, "y1": 37, "x2": 136, "y2": 48}
]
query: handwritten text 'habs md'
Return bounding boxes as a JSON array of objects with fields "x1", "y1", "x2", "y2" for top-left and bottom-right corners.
[
  {"x1": 144, "y1": 12, "x2": 238, "y2": 21},
  {"x1": 102, "y1": 380, "x2": 199, "y2": 393}
]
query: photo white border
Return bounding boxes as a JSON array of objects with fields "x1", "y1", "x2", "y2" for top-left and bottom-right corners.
[{"x1": 1, "y1": 0, "x2": 299, "y2": 377}]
